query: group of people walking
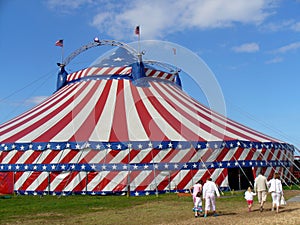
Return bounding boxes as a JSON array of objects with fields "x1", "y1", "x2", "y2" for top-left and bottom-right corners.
[
  {"x1": 247, "y1": 172, "x2": 284, "y2": 213},
  {"x1": 189, "y1": 177, "x2": 220, "y2": 218},
  {"x1": 189, "y1": 172, "x2": 284, "y2": 218}
]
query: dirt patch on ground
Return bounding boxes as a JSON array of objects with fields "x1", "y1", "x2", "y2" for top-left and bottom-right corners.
[{"x1": 171, "y1": 201, "x2": 300, "y2": 225}]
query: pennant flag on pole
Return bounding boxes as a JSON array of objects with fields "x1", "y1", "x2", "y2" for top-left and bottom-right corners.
[
  {"x1": 172, "y1": 48, "x2": 176, "y2": 55},
  {"x1": 55, "y1": 39, "x2": 64, "y2": 47},
  {"x1": 135, "y1": 26, "x2": 140, "y2": 35}
]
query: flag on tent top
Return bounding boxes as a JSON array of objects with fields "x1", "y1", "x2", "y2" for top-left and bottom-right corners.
[
  {"x1": 55, "y1": 39, "x2": 63, "y2": 47},
  {"x1": 135, "y1": 26, "x2": 140, "y2": 35}
]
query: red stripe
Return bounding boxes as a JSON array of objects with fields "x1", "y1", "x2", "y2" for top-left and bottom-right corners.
[
  {"x1": 72, "y1": 173, "x2": 87, "y2": 191},
  {"x1": 35, "y1": 173, "x2": 50, "y2": 191},
  {"x1": 7, "y1": 151, "x2": 23, "y2": 164},
  {"x1": 69, "y1": 80, "x2": 112, "y2": 142},
  {"x1": 91, "y1": 67, "x2": 103, "y2": 75},
  {"x1": 99, "y1": 149, "x2": 121, "y2": 163},
  {"x1": 23, "y1": 151, "x2": 42, "y2": 164},
  {"x1": 112, "y1": 173, "x2": 128, "y2": 192},
  {"x1": 102, "y1": 67, "x2": 114, "y2": 75},
  {"x1": 0, "y1": 151, "x2": 9, "y2": 162},
  {"x1": 96, "y1": 171, "x2": 119, "y2": 190},
  {"x1": 230, "y1": 147, "x2": 244, "y2": 161},
  {"x1": 132, "y1": 171, "x2": 156, "y2": 191},
  {"x1": 109, "y1": 80, "x2": 129, "y2": 142},
  {"x1": 52, "y1": 171, "x2": 78, "y2": 192},
  {"x1": 138, "y1": 149, "x2": 160, "y2": 164},
  {"x1": 87, "y1": 172, "x2": 99, "y2": 191},
  {"x1": 155, "y1": 83, "x2": 238, "y2": 140},
  {"x1": 79, "y1": 149, "x2": 99, "y2": 164},
  {"x1": 120, "y1": 149, "x2": 140, "y2": 164},
  {"x1": 40, "y1": 150, "x2": 60, "y2": 164},
  {"x1": 215, "y1": 169, "x2": 228, "y2": 186},
  {"x1": 168, "y1": 84, "x2": 277, "y2": 142},
  {"x1": 177, "y1": 169, "x2": 200, "y2": 190},
  {"x1": 32, "y1": 82, "x2": 94, "y2": 142},
  {"x1": 130, "y1": 84, "x2": 168, "y2": 141},
  {"x1": 60, "y1": 150, "x2": 80, "y2": 163},
  {"x1": 143, "y1": 87, "x2": 205, "y2": 141}
]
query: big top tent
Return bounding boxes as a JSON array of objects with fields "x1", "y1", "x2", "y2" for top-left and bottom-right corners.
[{"x1": 0, "y1": 39, "x2": 295, "y2": 196}]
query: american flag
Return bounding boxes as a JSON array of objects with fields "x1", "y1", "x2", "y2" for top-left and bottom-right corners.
[
  {"x1": 135, "y1": 26, "x2": 140, "y2": 35},
  {"x1": 55, "y1": 39, "x2": 63, "y2": 47}
]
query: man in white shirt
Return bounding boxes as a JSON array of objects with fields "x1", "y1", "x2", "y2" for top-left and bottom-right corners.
[
  {"x1": 254, "y1": 172, "x2": 268, "y2": 212},
  {"x1": 202, "y1": 177, "x2": 220, "y2": 217}
]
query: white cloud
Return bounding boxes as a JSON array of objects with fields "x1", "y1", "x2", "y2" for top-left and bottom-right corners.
[
  {"x1": 88, "y1": 0, "x2": 274, "y2": 39},
  {"x1": 265, "y1": 56, "x2": 283, "y2": 64},
  {"x1": 291, "y1": 22, "x2": 300, "y2": 32},
  {"x1": 45, "y1": 0, "x2": 277, "y2": 39},
  {"x1": 272, "y1": 42, "x2": 300, "y2": 54},
  {"x1": 46, "y1": 0, "x2": 95, "y2": 10},
  {"x1": 25, "y1": 96, "x2": 48, "y2": 105},
  {"x1": 232, "y1": 43, "x2": 260, "y2": 53}
]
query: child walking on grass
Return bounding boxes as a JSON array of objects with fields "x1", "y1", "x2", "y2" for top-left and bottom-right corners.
[
  {"x1": 244, "y1": 187, "x2": 256, "y2": 212},
  {"x1": 189, "y1": 180, "x2": 203, "y2": 218}
]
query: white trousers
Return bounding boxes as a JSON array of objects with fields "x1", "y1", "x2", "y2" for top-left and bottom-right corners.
[
  {"x1": 204, "y1": 193, "x2": 216, "y2": 211},
  {"x1": 271, "y1": 192, "x2": 281, "y2": 206}
]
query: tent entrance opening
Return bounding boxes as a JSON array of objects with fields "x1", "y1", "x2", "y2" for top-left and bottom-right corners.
[{"x1": 227, "y1": 167, "x2": 254, "y2": 190}]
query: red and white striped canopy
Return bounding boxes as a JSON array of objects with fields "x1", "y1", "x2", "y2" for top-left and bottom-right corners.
[{"x1": 0, "y1": 65, "x2": 282, "y2": 149}]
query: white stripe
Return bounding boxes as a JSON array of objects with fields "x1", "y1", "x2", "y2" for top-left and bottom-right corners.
[
  {"x1": 101, "y1": 171, "x2": 128, "y2": 191},
  {"x1": 119, "y1": 67, "x2": 131, "y2": 74},
  {"x1": 148, "y1": 84, "x2": 203, "y2": 140},
  {"x1": 50, "y1": 149, "x2": 71, "y2": 164},
  {"x1": 0, "y1": 84, "x2": 77, "y2": 135},
  {"x1": 64, "y1": 171, "x2": 86, "y2": 192},
  {"x1": 14, "y1": 171, "x2": 30, "y2": 189},
  {"x1": 90, "y1": 80, "x2": 118, "y2": 141},
  {"x1": 131, "y1": 170, "x2": 152, "y2": 189},
  {"x1": 89, "y1": 149, "x2": 110, "y2": 163},
  {"x1": 17, "y1": 82, "x2": 94, "y2": 142},
  {"x1": 70, "y1": 149, "x2": 90, "y2": 164},
  {"x1": 1, "y1": 150, "x2": 17, "y2": 163},
  {"x1": 137, "y1": 86, "x2": 185, "y2": 141},
  {"x1": 15, "y1": 150, "x2": 35, "y2": 164},
  {"x1": 156, "y1": 83, "x2": 229, "y2": 140},
  {"x1": 27, "y1": 172, "x2": 49, "y2": 191},
  {"x1": 0, "y1": 83, "x2": 84, "y2": 142},
  {"x1": 86, "y1": 67, "x2": 99, "y2": 76},
  {"x1": 52, "y1": 80, "x2": 106, "y2": 141},
  {"x1": 124, "y1": 80, "x2": 149, "y2": 141},
  {"x1": 86, "y1": 171, "x2": 109, "y2": 191},
  {"x1": 168, "y1": 84, "x2": 272, "y2": 142},
  {"x1": 50, "y1": 171, "x2": 71, "y2": 191}
]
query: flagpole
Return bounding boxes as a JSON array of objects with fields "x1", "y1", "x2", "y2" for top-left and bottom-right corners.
[
  {"x1": 135, "y1": 26, "x2": 142, "y2": 62},
  {"x1": 61, "y1": 45, "x2": 64, "y2": 65}
]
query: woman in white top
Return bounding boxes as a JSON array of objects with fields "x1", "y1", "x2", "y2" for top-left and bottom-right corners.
[{"x1": 268, "y1": 172, "x2": 284, "y2": 213}]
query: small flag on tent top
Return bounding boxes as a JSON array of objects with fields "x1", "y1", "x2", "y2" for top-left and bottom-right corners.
[
  {"x1": 55, "y1": 39, "x2": 63, "y2": 47},
  {"x1": 135, "y1": 26, "x2": 140, "y2": 35},
  {"x1": 172, "y1": 48, "x2": 176, "y2": 55}
]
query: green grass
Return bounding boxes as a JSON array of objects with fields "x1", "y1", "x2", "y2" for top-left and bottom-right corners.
[{"x1": 0, "y1": 186, "x2": 299, "y2": 225}]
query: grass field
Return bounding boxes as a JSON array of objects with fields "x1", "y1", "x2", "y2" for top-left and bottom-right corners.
[{"x1": 1, "y1": 188, "x2": 300, "y2": 225}]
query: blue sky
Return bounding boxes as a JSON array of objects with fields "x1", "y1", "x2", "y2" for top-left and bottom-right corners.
[{"x1": 0, "y1": 0, "x2": 299, "y2": 150}]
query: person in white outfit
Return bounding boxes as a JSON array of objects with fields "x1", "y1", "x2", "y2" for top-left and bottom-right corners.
[
  {"x1": 189, "y1": 180, "x2": 203, "y2": 217},
  {"x1": 202, "y1": 177, "x2": 220, "y2": 217},
  {"x1": 244, "y1": 186, "x2": 256, "y2": 212},
  {"x1": 267, "y1": 172, "x2": 284, "y2": 213}
]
